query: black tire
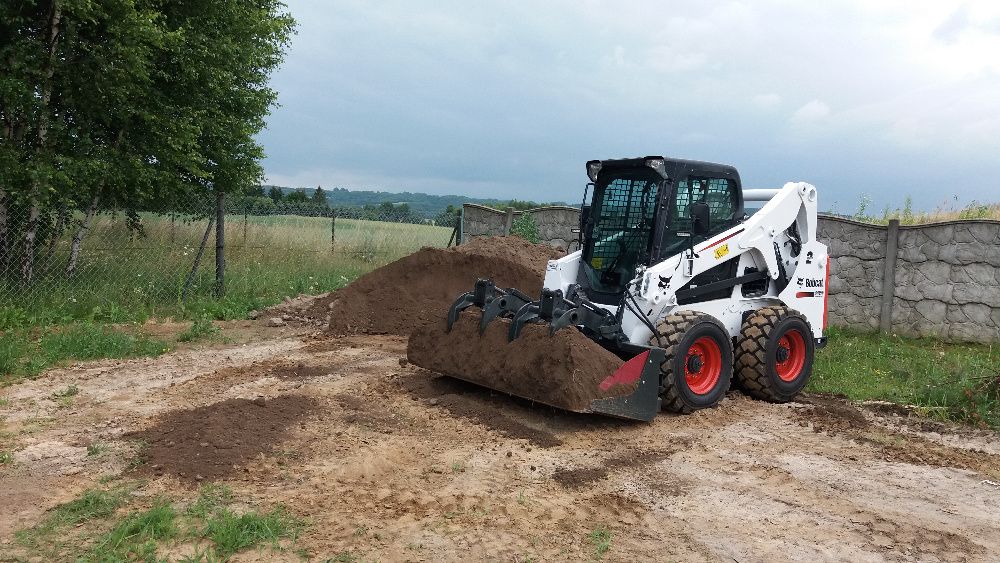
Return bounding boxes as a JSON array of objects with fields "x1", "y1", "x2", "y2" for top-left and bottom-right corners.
[
  {"x1": 649, "y1": 311, "x2": 733, "y2": 413},
  {"x1": 735, "y1": 306, "x2": 815, "y2": 402}
]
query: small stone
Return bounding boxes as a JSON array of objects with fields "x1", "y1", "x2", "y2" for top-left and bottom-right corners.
[
  {"x1": 398, "y1": 357, "x2": 408, "y2": 367},
  {"x1": 253, "y1": 396, "x2": 267, "y2": 407},
  {"x1": 530, "y1": 466, "x2": 536, "y2": 471},
  {"x1": 266, "y1": 317, "x2": 285, "y2": 327},
  {"x1": 195, "y1": 474, "x2": 204, "y2": 481},
  {"x1": 200, "y1": 442, "x2": 210, "y2": 447},
  {"x1": 428, "y1": 398, "x2": 439, "y2": 406},
  {"x1": 506, "y1": 451, "x2": 512, "y2": 458},
  {"x1": 248, "y1": 310, "x2": 261, "y2": 320}
]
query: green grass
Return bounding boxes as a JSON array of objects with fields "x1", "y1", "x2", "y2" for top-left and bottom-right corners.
[
  {"x1": 812, "y1": 327, "x2": 1000, "y2": 428},
  {"x1": 177, "y1": 316, "x2": 220, "y2": 343},
  {"x1": 16, "y1": 484, "x2": 302, "y2": 561},
  {"x1": 588, "y1": 526, "x2": 612, "y2": 560},
  {"x1": 1, "y1": 212, "x2": 451, "y2": 331},
  {"x1": 16, "y1": 486, "x2": 132, "y2": 556},
  {"x1": 202, "y1": 506, "x2": 301, "y2": 558},
  {"x1": 86, "y1": 501, "x2": 177, "y2": 562},
  {"x1": 1, "y1": 212, "x2": 450, "y2": 383},
  {"x1": 1, "y1": 323, "x2": 169, "y2": 385}
]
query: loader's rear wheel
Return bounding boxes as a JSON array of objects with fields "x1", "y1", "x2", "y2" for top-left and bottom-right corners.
[
  {"x1": 735, "y1": 306, "x2": 814, "y2": 402},
  {"x1": 650, "y1": 311, "x2": 733, "y2": 413}
]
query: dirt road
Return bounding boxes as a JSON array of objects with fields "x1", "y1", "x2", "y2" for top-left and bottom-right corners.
[{"x1": 2, "y1": 315, "x2": 999, "y2": 562}]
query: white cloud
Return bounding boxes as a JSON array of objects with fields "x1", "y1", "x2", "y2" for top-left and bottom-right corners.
[
  {"x1": 259, "y1": 0, "x2": 1000, "y2": 211},
  {"x1": 753, "y1": 93, "x2": 782, "y2": 109},
  {"x1": 791, "y1": 100, "x2": 832, "y2": 123}
]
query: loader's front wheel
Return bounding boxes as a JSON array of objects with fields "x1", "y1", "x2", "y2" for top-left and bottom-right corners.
[
  {"x1": 735, "y1": 306, "x2": 815, "y2": 402},
  {"x1": 651, "y1": 311, "x2": 733, "y2": 413}
]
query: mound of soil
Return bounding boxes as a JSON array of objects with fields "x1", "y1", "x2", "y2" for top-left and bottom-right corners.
[
  {"x1": 125, "y1": 395, "x2": 319, "y2": 483},
  {"x1": 318, "y1": 237, "x2": 564, "y2": 336},
  {"x1": 407, "y1": 312, "x2": 631, "y2": 413}
]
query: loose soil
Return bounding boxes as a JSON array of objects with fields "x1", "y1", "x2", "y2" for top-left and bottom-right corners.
[
  {"x1": 407, "y1": 311, "x2": 630, "y2": 413},
  {"x1": 319, "y1": 236, "x2": 563, "y2": 335},
  {"x1": 5, "y1": 301, "x2": 1000, "y2": 561},
  {"x1": 3, "y1": 315, "x2": 1000, "y2": 561},
  {"x1": 126, "y1": 395, "x2": 321, "y2": 483}
]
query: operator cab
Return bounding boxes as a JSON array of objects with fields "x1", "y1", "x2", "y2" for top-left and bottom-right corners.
[{"x1": 578, "y1": 156, "x2": 744, "y2": 305}]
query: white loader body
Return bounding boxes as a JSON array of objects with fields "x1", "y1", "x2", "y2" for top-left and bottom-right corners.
[{"x1": 542, "y1": 181, "x2": 829, "y2": 346}]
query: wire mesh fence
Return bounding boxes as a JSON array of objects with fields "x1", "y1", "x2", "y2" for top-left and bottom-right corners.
[{"x1": 0, "y1": 194, "x2": 458, "y2": 326}]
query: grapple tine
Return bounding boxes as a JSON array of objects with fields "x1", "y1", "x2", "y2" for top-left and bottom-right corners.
[
  {"x1": 479, "y1": 287, "x2": 532, "y2": 335},
  {"x1": 508, "y1": 301, "x2": 540, "y2": 341},
  {"x1": 446, "y1": 278, "x2": 498, "y2": 332}
]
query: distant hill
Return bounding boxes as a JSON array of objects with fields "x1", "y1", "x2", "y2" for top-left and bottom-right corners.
[{"x1": 261, "y1": 186, "x2": 572, "y2": 218}]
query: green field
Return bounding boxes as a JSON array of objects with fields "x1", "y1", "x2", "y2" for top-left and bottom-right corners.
[
  {"x1": 1, "y1": 212, "x2": 452, "y2": 329},
  {"x1": 0, "y1": 212, "x2": 451, "y2": 384}
]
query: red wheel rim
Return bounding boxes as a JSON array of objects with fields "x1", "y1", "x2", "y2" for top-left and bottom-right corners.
[
  {"x1": 684, "y1": 336, "x2": 722, "y2": 395},
  {"x1": 775, "y1": 329, "x2": 807, "y2": 382}
]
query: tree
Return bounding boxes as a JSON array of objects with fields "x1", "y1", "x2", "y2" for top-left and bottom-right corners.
[
  {"x1": 312, "y1": 186, "x2": 328, "y2": 206},
  {"x1": 0, "y1": 0, "x2": 295, "y2": 283},
  {"x1": 268, "y1": 186, "x2": 284, "y2": 202},
  {"x1": 286, "y1": 188, "x2": 308, "y2": 203}
]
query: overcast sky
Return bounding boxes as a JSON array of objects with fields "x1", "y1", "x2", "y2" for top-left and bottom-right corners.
[{"x1": 259, "y1": 1, "x2": 1000, "y2": 213}]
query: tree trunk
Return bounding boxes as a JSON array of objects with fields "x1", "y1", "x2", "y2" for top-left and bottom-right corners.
[
  {"x1": 65, "y1": 194, "x2": 100, "y2": 277},
  {"x1": 20, "y1": 2, "x2": 63, "y2": 286}
]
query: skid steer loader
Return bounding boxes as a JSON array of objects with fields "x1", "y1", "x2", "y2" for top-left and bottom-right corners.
[{"x1": 412, "y1": 156, "x2": 829, "y2": 421}]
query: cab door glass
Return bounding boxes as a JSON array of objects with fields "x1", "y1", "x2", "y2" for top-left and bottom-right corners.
[{"x1": 662, "y1": 176, "x2": 738, "y2": 255}]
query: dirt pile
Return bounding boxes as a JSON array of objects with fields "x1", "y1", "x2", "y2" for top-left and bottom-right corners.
[
  {"x1": 125, "y1": 395, "x2": 319, "y2": 483},
  {"x1": 407, "y1": 312, "x2": 630, "y2": 412},
  {"x1": 319, "y1": 237, "x2": 564, "y2": 336}
]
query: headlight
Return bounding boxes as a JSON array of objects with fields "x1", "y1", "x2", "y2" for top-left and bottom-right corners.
[{"x1": 586, "y1": 160, "x2": 602, "y2": 182}]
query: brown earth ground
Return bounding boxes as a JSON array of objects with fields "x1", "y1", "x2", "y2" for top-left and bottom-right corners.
[{"x1": 2, "y1": 300, "x2": 1000, "y2": 562}]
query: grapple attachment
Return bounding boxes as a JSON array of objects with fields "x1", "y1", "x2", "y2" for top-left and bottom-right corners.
[{"x1": 408, "y1": 279, "x2": 665, "y2": 422}]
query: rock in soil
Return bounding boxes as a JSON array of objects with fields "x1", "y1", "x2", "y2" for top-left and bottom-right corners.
[{"x1": 267, "y1": 317, "x2": 286, "y2": 327}]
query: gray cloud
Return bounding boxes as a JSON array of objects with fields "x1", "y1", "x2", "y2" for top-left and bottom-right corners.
[{"x1": 260, "y1": 0, "x2": 1000, "y2": 212}]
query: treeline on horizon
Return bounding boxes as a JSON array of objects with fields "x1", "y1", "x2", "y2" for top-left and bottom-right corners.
[{"x1": 242, "y1": 185, "x2": 573, "y2": 225}]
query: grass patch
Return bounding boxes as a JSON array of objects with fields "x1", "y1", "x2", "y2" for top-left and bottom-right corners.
[
  {"x1": 588, "y1": 526, "x2": 612, "y2": 560},
  {"x1": 15, "y1": 484, "x2": 302, "y2": 562},
  {"x1": 16, "y1": 486, "x2": 132, "y2": 557},
  {"x1": 201, "y1": 506, "x2": 300, "y2": 559},
  {"x1": 177, "y1": 316, "x2": 220, "y2": 343},
  {"x1": 1, "y1": 323, "x2": 169, "y2": 385},
  {"x1": 812, "y1": 327, "x2": 1000, "y2": 428},
  {"x1": 1, "y1": 450, "x2": 14, "y2": 464},
  {"x1": 86, "y1": 501, "x2": 177, "y2": 562}
]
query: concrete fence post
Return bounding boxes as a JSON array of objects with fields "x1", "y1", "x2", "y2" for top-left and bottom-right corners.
[
  {"x1": 879, "y1": 219, "x2": 900, "y2": 333},
  {"x1": 503, "y1": 207, "x2": 515, "y2": 236}
]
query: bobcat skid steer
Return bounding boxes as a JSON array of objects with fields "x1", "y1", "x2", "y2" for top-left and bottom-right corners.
[{"x1": 411, "y1": 156, "x2": 829, "y2": 421}]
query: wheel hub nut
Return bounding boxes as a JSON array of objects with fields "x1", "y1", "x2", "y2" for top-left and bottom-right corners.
[
  {"x1": 687, "y1": 355, "x2": 703, "y2": 373},
  {"x1": 776, "y1": 346, "x2": 790, "y2": 363}
]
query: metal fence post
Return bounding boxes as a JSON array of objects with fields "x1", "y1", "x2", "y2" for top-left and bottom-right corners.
[
  {"x1": 879, "y1": 219, "x2": 900, "y2": 333},
  {"x1": 214, "y1": 191, "x2": 225, "y2": 298}
]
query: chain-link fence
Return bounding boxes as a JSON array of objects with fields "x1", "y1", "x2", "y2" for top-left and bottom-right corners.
[{"x1": 0, "y1": 194, "x2": 458, "y2": 326}]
